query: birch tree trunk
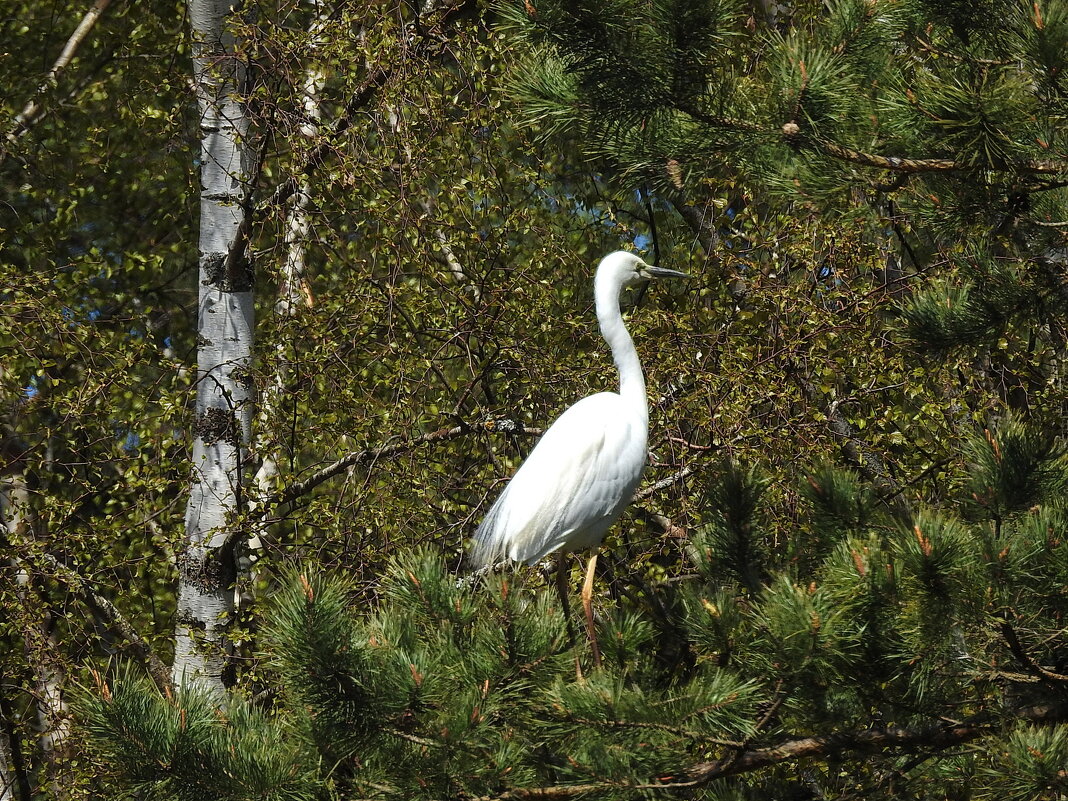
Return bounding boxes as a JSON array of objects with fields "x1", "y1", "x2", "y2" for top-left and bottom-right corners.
[
  {"x1": 2, "y1": 468, "x2": 72, "y2": 798},
  {"x1": 173, "y1": 0, "x2": 253, "y2": 694},
  {"x1": 248, "y1": 1, "x2": 325, "y2": 558},
  {"x1": 0, "y1": 732, "x2": 13, "y2": 801},
  {"x1": 0, "y1": 472, "x2": 31, "y2": 801},
  {"x1": 239, "y1": 0, "x2": 330, "y2": 619}
]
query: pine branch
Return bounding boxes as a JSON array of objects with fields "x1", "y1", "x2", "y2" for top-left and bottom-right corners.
[
  {"x1": 476, "y1": 785, "x2": 602, "y2": 801},
  {"x1": 677, "y1": 720, "x2": 987, "y2": 786},
  {"x1": 681, "y1": 108, "x2": 762, "y2": 133},
  {"x1": 805, "y1": 132, "x2": 1067, "y2": 176},
  {"x1": 1000, "y1": 622, "x2": 1068, "y2": 684},
  {"x1": 912, "y1": 37, "x2": 1015, "y2": 67},
  {"x1": 679, "y1": 113, "x2": 1068, "y2": 177},
  {"x1": 476, "y1": 705, "x2": 1068, "y2": 800},
  {"x1": 562, "y1": 717, "x2": 743, "y2": 748},
  {"x1": 386, "y1": 728, "x2": 442, "y2": 748},
  {"x1": 678, "y1": 704, "x2": 1068, "y2": 786},
  {"x1": 704, "y1": 679, "x2": 787, "y2": 778}
]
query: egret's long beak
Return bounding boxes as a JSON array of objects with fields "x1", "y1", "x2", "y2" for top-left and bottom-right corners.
[{"x1": 641, "y1": 265, "x2": 689, "y2": 279}]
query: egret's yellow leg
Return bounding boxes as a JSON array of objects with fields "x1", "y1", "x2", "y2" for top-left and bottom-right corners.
[
  {"x1": 581, "y1": 552, "x2": 602, "y2": 669},
  {"x1": 554, "y1": 554, "x2": 586, "y2": 681}
]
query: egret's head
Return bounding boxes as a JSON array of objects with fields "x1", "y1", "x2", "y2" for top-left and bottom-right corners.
[{"x1": 596, "y1": 250, "x2": 689, "y2": 289}]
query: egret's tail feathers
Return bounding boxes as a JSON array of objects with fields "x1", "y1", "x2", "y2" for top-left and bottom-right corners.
[{"x1": 469, "y1": 508, "x2": 508, "y2": 569}]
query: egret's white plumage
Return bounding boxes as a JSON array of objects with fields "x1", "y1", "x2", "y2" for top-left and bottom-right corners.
[{"x1": 471, "y1": 251, "x2": 686, "y2": 568}]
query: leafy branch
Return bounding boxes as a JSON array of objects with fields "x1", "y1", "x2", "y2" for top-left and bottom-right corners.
[
  {"x1": 28, "y1": 550, "x2": 171, "y2": 692},
  {"x1": 3, "y1": 0, "x2": 113, "y2": 147},
  {"x1": 266, "y1": 419, "x2": 543, "y2": 507}
]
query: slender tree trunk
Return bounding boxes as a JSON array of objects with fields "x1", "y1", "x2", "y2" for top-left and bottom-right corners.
[
  {"x1": 0, "y1": 474, "x2": 28, "y2": 801},
  {"x1": 244, "y1": 1, "x2": 327, "y2": 609},
  {"x1": 0, "y1": 735, "x2": 12, "y2": 801},
  {"x1": 173, "y1": 0, "x2": 254, "y2": 694},
  {"x1": 2, "y1": 469, "x2": 72, "y2": 798},
  {"x1": 250, "y1": 4, "x2": 324, "y2": 497},
  {"x1": 16, "y1": 578, "x2": 71, "y2": 799},
  {"x1": 0, "y1": 681, "x2": 29, "y2": 801}
]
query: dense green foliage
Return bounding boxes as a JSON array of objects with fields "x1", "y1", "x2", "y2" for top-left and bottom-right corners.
[
  {"x1": 3, "y1": 0, "x2": 1068, "y2": 797},
  {"x1": 84, "y1": 422, "x2": 1068, "y2": 798}
]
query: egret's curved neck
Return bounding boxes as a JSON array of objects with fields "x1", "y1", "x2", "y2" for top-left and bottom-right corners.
[{"x1": 595, "y1": 273, "x2": 648, "y2": 422}]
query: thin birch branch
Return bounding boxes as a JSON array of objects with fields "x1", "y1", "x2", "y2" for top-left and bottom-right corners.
[
  {"x1": 635, "y1": 465, "x2": 697, "y2": 500},
  {"x1": 6, "y1": 0, "x2": 113, "y2": 142},
  {"x1": 256, "y1": 0, "x2": 476, "y2": 214},
  {"x1": 268, "y1": 419, "x2": 542, "y2": 507},
  {"x1": 33, "y1": 552, "x2": 171, "y2": 693}
]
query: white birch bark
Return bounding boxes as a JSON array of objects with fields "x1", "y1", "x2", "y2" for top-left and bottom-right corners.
[
  {"x1": 250, "y1": 9, "x2": 324, "y2": 497},
  {"x1": 1, "y1": 471, "x2": 71, "y2": 797},
  {"x1": 173, "y1": 0, "x2": 254, "y2": 694},
  {"x1": 419, "y1": 196, "x2": 479, "y2": 300},
  {"x1": 0, "y1": 474, "x2": 26, "y2": 801},
  {"x1": 0, "y1": 736, "x2": 12, "y2": 801},
  {"x1": 244, "y1": 2, "x2": 326, "y2": 603}
]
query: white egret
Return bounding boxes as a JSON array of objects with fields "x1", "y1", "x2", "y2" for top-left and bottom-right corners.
[{"x1": 471, "y1": 250, "x2": 687, "y2": 665}]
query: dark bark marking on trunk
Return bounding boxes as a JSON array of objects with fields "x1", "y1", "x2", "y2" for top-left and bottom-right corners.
[
  {"x1": 202, "y1": 251, "x2": 253, "y2": 292},
  {"x1": 178, "y1": 545, "x2": 236, "y2": 595},
  {"x1": 195, "y1": 407, "x2": 239, "y2": 446}
]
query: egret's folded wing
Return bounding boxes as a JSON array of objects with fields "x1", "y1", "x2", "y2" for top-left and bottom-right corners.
[{"x1": 471, "y1": 393, "x2": 646, "y2": 566}]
